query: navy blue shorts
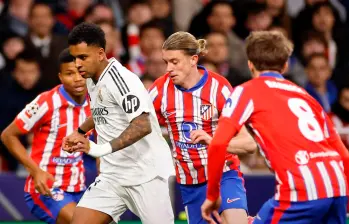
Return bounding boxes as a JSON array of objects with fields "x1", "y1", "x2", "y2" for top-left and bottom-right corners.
[
  {"x1": 179, "y1": 170, "x2": 248, "y2": 224},
  {"x1": 24, "y1": 188, "x2": 85, "y2": 224},
  {"x1": 253, "y1": 196, "x2": 348, "y2": 224}
]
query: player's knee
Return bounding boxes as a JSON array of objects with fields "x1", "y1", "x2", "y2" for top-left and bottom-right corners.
[{"x1": 221, "y1": 208, "x2": 248, "y2": 224}]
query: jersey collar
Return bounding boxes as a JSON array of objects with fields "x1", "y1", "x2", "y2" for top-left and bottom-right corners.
[
  {"x1": 260, "y1": 72, "x2": 284, "y2": 79},
  {"x1": 59, "y1": 85, "x2": 86, "y2": 106},
  {"x1": 175, "y1": 65, "x2": 208, "y2": 92}
]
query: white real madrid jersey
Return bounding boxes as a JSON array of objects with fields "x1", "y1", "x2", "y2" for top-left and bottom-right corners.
[{"x1": 86, "y1": 58, "x2": 175, "y2": 186}]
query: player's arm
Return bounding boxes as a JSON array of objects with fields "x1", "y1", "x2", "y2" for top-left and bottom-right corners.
[
  {"x1": 226, "y1": 126, "x2": 258, "y2": 155},
  {"x1": 149, "y1": 82, "x2": 166, "y2": 126},
  {"x1": 190, "y1": 126, "x2": 257, "y2": 154},
  {"x1": 324, "y1": 113, "x2": 349, "y2": 174},
  {"x1": 70, "y1": 67, "x2": 153, "y2": 157},
  {"x1": 0, "y1": 98, "x2": 54, "y2": 196},
  {"x1": 207, "y1": 86, "x2": 254, "y2": 201},
  {"x1": 78, "y1": 116, "x2": 95, "y2": 133}
]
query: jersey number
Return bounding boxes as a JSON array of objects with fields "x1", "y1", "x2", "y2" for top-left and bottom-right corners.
[{"x1": 288, "y1": 98, "x2": 324, "y2": 142}]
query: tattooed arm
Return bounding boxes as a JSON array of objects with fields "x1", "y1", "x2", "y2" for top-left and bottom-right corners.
[
  {"x1": 70, "y1": 113, "x2": 152, "y2": 157},
  {"x1": 110, "y1": 113, "x2": 151, "y2": 152}
]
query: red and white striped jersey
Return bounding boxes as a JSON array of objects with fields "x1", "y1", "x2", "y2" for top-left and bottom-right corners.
[
  {"x1": 15, "y1": 85, "x2": 91, "y2": 193},
  {"x1": 149, "y1": 66, "x2": 241, "y2": 185},
  {"x1": 207, "y1": 72, "x2": 349, "y2": 202}
]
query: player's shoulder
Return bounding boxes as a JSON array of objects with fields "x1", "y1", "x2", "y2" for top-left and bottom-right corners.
[{"x1": 34, "y1": 85, "x2": 60, "y2": 105}]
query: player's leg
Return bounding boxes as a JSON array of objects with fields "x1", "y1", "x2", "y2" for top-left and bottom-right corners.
[
  {"x1": 124, "y1": 176, "x2": 174, "y2": 224},
  {"x1": 179, "y1": 182, "x2": 208, "y2": 224},
  {"x1": 24, "y1": 189, "x2": 80, "y2": 224},
  {"x1": 72, "y1": 178, "x2": 127, "y2": 224},
  {"x1": 321, "y1": 196, "x2": 348, "y2": 224},
  {"x1": 219, "y1": 170, "x2": 248, "y2": 224}
]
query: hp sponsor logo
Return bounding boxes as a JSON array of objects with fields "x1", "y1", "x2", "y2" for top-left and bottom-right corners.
[
  {"x1": 181, "y1": 122, "x2": 198, "y2": 142},
  {"x1": 122, "y1": 95, "x2": 140, "y2": 113}
]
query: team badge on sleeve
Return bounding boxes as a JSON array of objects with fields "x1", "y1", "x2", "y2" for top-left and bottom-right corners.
[{"x1": 25, "y1": 102, "x2": 39, "y2": 118}]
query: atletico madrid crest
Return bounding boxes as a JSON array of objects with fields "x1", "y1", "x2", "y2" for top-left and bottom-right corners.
[{"x1": 200, "y1": 104, "x2": 213, "y2": 120}]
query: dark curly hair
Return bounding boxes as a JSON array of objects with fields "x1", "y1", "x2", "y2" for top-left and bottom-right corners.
[
  {"x1": 58, "y1": 48, "x2": 74, "y2": 66},
  {"x1": 68, "y1": 22, "x2": 106, "y2": 50}
]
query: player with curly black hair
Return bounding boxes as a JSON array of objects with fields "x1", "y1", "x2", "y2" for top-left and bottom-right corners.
[{"x1": 63, "y1": 22, "x2": 175, "y2": 224}]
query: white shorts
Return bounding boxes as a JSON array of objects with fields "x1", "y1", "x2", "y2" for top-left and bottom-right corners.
[{"x1": 77, "y1": 176, "x2": 174, "y2": 224}]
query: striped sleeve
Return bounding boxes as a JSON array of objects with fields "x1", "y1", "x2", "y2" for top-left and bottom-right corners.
[
  {"x1": 107, "y1": 64, "x2": 150, "y2": 122},
  {"x1": 149, "y1": 82, "x2": 166, "y2": 126},
  {"x1": 15, "y1": 93, "x2": 50, "y2": 133},
  {"x1": 216, "y1": 77, "x2": 233, "y2": 112}
]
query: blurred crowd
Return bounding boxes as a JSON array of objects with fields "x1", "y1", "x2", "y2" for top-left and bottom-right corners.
[{"x1": 0, "y1": 0, "x2": 348, "y2": 174}]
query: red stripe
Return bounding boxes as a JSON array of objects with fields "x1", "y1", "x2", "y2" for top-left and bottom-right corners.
[
  {"x1": 326, "y1": 161, "x2": 341, "y2": 197},
  {"x1": 311, "y1": 163, "x2": 327, "y2": 199},
  {"x1": 32, "y1": 193, "x2": 53, "y2": 217},
  {"x1": 290, "y1": 168, "x2": 307, "y2": 201},
  {"x1": 167, "y1": 83, "x2": 192, "y2": 184},
  {"x1": 271, "y1": 201, "x2": 290, "y2": 224},
  {"x1": 73, "y1": 107, "x2": 82, "y2": 192},
  {"x1": 201, "y1": 77, "x2": 213, "y2": 136}
]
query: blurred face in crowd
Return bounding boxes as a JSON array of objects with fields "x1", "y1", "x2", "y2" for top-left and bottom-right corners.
[
  {"x1": 312, "y1": 5, "x2": 335, "y2": 34},
  {"x1": 145, "y1": 50, "x2": 166, "y2": 78},
  {"x1": 246, "y1": 11, "x2": 273, "y2": 31},
  {"x1": 85, "y1": 5, "x2": 114, "y2": 23},
  {"x1": 302, "y1": 39, "x2": 326, "y2": 59},
  {"x1": 59, "y1": 61, "x2": 86, "y2": 97},
  {"x1": 305, "y1": 55, "x2": 331, "y2": 87},
  {"x1": 14, "y1": 59, "x2": 40, "y2": 90},
  {"x1": 29, "y1": 4, "x2": 54, "y2": 38},
  {"x1": 205, "y1": 33, "x2": 229, "y2": 64},
  {"x1": 68, "y1": 0, "x2": 92, "y2": 15},
  {"x1": 269, "y1": 26, "x2": 289, "y2": 39},
  {"x1": 3, "y1": 37, "x2": 24, "y2": 60},
  {"x1": 305, "y1": 0, "x2": 328, "y2": 6},
  {"x1": 99, "y1": 23, "x2": 122, "y2": 56},
  {"x1": 140, "y1": 28, "x2": 165, "y2": 56},
  {"x1": 128, "y1": 3, "x2": 152, "y2": 26},
  {"x1": 69, "y1": 43, "x2": 105, "y2": 80},
  {"x1": 266, "y1": 0, "x2": 285, "y2": 17},
  {"x1": 339, "y1": 88, "x2": 349, "y2": 111},
  {"x1": 207, "y1": 3, "x2": 236, "y2": 33},
  {"x1": 162, "y1": 50, "x2": 198, "y2": 86},
  {"x1": 149, "y1": 0, "x2": 170, "y2": 19}
]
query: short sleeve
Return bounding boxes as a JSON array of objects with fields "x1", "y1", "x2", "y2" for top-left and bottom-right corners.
[
  {"x1": 15, "y1": 94, "x2": 50, "y2": 133},
  {"x1": 107, "y1": 64, "x2": 151, "y2": 122}
]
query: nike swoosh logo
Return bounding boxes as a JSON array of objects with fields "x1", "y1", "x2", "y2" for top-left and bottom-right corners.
[
  {"x1": 227, "y1": 197, "x2": 240, "y2": 203},
  {"x1": 164, "y1": 111, "x2": 176, "y2": 117}
]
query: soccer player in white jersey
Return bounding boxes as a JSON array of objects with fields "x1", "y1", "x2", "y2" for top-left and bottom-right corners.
[{"x1": 62, "y1": 22, "x2": 175, "y2": 224}]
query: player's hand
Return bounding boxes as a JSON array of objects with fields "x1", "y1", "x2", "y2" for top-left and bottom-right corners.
[
  {"x1": 62, "y1": 130, "x2": 86, "y2": 153},
  {"x1": 70, "y1": 135, "x2": 90, "y2": 154},
  {"x1": 190, "y1": 130, "x2": 212, "y2": 145},
  {"x1": 32, "y1": 169, "x2": 54, "y2": 197},
  {"x1": 201, "y1": 197, "x2": 222, "y2": 224}
]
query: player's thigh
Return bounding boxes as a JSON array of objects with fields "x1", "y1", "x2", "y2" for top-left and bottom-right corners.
[
  {"x1": 221, "y1": 208, "x2": 248, "y2": 224},
  {"x1": 220, "y1": 170, "x2": 248, "y2": 224},
  {"x1": 75, "y1": 178, "x2": 127, "y2": 223},
  {"x1": 24, "y1": 189, "x2": 79, "y2": 224},
  {"x1": 56, "y1": 202, "x2": 76, "y2": 224},
  {"x1": 179, "y1": 183, "x2": 207, "y2": 224},
  {"x1": 321, "y1": 196, "x2": 348, "y2": 224},
  {"x1": 125, "y1": 176, "x2": 174, "y2": 224}
]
